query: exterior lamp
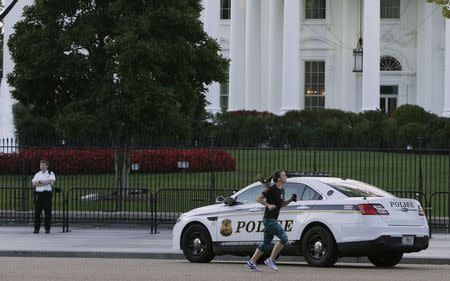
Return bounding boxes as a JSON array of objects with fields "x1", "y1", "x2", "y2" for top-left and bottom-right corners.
[{"x1": 353, "y1": 37, "x2": 363, "y2": 72}]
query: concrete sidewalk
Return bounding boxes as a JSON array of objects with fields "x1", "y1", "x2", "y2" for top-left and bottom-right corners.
[{"x1": 0, "y1": 225, "x2": 449, "y2": 264}]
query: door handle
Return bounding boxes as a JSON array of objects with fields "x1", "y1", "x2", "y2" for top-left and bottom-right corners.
[
  {"x1": 248, "y1": 208, "x2": 261, "y2": 212},
  {"x1": 296, "y1": 206, "x2": 310, "y2": 210}
]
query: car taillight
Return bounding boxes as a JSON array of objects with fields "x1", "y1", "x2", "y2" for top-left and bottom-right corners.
[
  {"x1": 358, "y1": 204, "x2": 390, "y2": 215},
  {"x1": 418, "y1": 205, "x2": 425, "y2": 216}
]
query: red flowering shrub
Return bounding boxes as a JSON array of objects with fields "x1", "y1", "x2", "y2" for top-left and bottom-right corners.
[
  {"x1": 131, "y1": 148, "x2": 236, "y2": 173},
  {"x1": 0, "y1": 148, "x2": 236, "y2": 174}
]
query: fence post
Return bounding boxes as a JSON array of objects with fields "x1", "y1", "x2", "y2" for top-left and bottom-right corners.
[
  {"x1": 154, "y1": 191, "x2": 159, "y2": 234},
  {"x1": 209, "y1": 137, "x2": 216, "y2": 205},
  {"x1": 313, "y1": 134, "x2": 318, "y2": 172},
  {"x1": 64, "y1": 189, "x2": 70, "y2": 233},
  {"x1": 417, "y1": 137, "x2": 424, "y2": 204},
  {"x1": 18, "y1": 139, "x2": 30, "y2": 211},
  {"x1": 149, "y1": 192, "x2": 154, "y2": 234},
  {"x1": 448, "y1": 151, "x2": 450, "y2": 234}
]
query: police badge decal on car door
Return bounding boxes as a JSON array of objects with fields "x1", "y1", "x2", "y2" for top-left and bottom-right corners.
[{"x1": 220, "y1": 219, "x2": 233, "y2": 237}]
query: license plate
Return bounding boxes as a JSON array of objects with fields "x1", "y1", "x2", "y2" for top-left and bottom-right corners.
[{"x1": 402, "y1": 235, "x2": 415, "y2": 246}]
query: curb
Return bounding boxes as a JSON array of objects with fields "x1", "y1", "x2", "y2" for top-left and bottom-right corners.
[{"x1": 1, "y1": 251, "x2": 450, "y2": 265}]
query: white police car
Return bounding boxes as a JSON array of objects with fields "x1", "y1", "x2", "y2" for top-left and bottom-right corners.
[{"x1": 172, "y1": 173, "x2": 429, "y2": 267}]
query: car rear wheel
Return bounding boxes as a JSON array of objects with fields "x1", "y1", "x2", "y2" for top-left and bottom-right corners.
[
  {"x1": 368, "y1": 252, "x2": 403, "y2": 267},
  {"x1": 301, "y1": 226, "x2": 338, "y2": 267},
  {"x1": 182, "y1": 224, "x2": 215, "y2": 263}
]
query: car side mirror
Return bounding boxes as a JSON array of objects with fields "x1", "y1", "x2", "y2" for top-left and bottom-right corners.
[
  {"x1": 224, "y1": 197, "x2": 235, "y2": 206},
  {"x1": 215, "y1": 196, "x2": 225, "y2": 203}
]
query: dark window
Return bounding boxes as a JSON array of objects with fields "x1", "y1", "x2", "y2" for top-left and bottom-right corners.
[
  {"x1": 380, "y1": 56, "x2": 402, "y2": 71},
  {"x1": 304, "y1": 61, "x2": 325, "y2": 110},
  {"x1": 380, "y1": 85, "x2": 398, "y2": 115},
  {"x1": 220, "y1": 0, "x2": 231, "y2": 20},
  {"x1": 301, "y1": 186, "x2": 322, "y2": 201},
  {"x1": 235, "y1": 185, "x2": 263, "y2": 204},
  {"x1": 220, "y1": 67, "x2": 229, "y2": 111},
  {"x1": 328, "y1": 183, "x2": 383, "y2": 198},
  {"x1": 284, "y1": 183, "x2": 306, "y2": 201},
  {"x1": 381, "y1": 0, "x2": 400, "y2": 19},
  {"x1": 380, "y1": 85, "x2": 398, "y2": 95},
  {"x1": 305, "y1": 0, "x2": 326, "y2": 19}
]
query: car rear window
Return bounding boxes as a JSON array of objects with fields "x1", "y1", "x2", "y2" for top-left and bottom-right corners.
[{"x1": 326, "y1": 181, "x2": 385, "y2": 197}]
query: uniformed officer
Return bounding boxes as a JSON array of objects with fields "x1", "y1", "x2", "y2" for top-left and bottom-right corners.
[
  {"x1": 245, "y1": 170, "x2": 296, "y2": 272},
  {"x1": 31, "y1": 159, "x2": 56, "y2": 234}
]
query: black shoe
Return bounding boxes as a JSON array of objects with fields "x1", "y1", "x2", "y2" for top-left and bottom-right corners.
[
  {"x1": 45, "y1": 230, "x2": 50, "y2": 234},
  {"x1": 33, "y1": 230, "x2": 39, "y2": 234}
]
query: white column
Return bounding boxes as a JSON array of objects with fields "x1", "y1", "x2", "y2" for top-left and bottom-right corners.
[
  {"x1": 443, "y1": 19, "x2": 450, "y2": 117},
  {"x1": 244, "y1": 0, "x2": 261, "y2": 110},
  {"x1": 416, "y1": 3, "x2": 434, "y2": 111},
  {"x1": 203, "y1": 0, "x2": 221, "y2": 114},
  {"x1": 339, "y1": 0, "x2": 358, "y2": 112},
  {"x1": 361, "y1": 0, "x2": 380, "y2": 111},
  {"x1": 0, "y1": 0, "x2": 33, "y2": 138},
  {"x1": 268, "y1": 0, "x2": 283, "y2": 113},
  {"x1": 229, "y1": 0, "x2": 246, "y2": 111},
  {"x1": 259, "y1": 1, "x2": 270, "y2": 111},
  {"x1": 281, "y1": 0, "x2": 301, "y2": 113}
]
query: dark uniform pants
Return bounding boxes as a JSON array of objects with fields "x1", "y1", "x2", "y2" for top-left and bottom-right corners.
[{"x1": 34, "y1": 191, "x2": 52, "y2": 231}]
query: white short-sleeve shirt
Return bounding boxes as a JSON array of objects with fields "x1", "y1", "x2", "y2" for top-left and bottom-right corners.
[{"x1": 32, "y1": 171, "x2": 56, "y2": 192}]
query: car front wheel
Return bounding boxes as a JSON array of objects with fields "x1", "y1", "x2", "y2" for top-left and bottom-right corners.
[
  {"x1": 301, "y1": 226, "x2": 339, "y2": 267},
  {"x1": 368, "y1": 252, "x2": 403, "y2": 267},
  {"x1": 182, "y1": 224, "x2": 215, "y2": 263}
]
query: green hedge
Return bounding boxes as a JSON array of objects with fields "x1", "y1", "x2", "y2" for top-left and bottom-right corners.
[
  {"x1": 211, "y1": 105, "x2": 450, "y2": 148},
  {"x1": 12, "y1": 104, "x2": 450, "y2": 149}
]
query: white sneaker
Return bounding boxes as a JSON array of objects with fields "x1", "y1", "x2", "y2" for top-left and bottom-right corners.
[
  {"x1": 264, "y1": 257, "x2": 279, "y2": 271},
  {"x1": 245, "y1": 260, "x2": 262, "y2": 272}
]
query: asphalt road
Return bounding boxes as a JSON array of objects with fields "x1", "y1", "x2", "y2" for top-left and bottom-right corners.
[{"x1": 1, "y1": 258, "x2": 449, "y2": 281}]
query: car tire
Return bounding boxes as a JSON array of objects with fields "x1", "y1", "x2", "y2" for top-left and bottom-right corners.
[
  {"x1": 368, "y1": 252, "x2": 403, "y2": 267},
  {"x1": 301, "y1": 226, "x2": 339, "y2": 267},
  {"x1": 182, "y1": 224, "x2": 215, "y2": 263}
]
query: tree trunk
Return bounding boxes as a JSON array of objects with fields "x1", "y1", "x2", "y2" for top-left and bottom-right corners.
[{"x1": 113, "y1": 137, "x2": 132, "y2": 211}]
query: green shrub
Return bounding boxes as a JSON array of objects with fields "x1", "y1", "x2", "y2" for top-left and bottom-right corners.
[
  {"x1": 380, "y1": 119, "x2": 398, "y2": 146},
  {"x1": 397, "y1": 122, "x2": 426, "y2": 147},
  {"x1": 13, "y1": 103, "x2": 59, "y2": 142},
  {"x1": 393, "y1": 105, "x2": 435, "y2": 127}
]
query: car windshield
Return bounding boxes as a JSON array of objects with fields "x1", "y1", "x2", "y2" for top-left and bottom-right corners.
[{"x1": 325, "y1": 180, "x2": 386, "y2": 198}]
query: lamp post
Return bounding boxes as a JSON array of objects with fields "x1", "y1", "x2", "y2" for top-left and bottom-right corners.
[{"x1": 353, "y1": 37, "x2": 363, "y2": 72}]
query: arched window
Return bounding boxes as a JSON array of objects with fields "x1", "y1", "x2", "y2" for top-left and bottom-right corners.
[{"x1": 380, "y1": 56, "x2": 402, "y2": 71}]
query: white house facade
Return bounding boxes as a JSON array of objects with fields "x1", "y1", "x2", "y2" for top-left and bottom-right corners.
[
  {"x1": 201, "y1": 0, "x2": 450, "y2": 118},
  {"x1": 1, "y1": 0, "x2": 450, "y2": 139}
]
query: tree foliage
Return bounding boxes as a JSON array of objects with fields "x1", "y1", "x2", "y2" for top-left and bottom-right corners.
[
  {"x1": 8, "y1": 0, "x2": 229, "y2": 142},
  {"x1": 427, "y1": 0, "x2": 450, "y2": 18}
]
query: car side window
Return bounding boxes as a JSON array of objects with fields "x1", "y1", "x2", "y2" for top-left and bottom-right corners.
[
  {"x1": 284, "y1": 182, "x2": 306, "y2": 201},
  {"x1": 235, "y1": 185, "x2": 264, "y2": 204},
  {"x1": 301, "y1": 186, "x2": 322, "y2": 201}
]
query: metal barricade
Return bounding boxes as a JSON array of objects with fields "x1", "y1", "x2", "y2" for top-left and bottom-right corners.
[
  {"x1": 0, "y1": 186, "x2": 66, "y2": 232},
  {"x1": 64, "y1": 187, "x2": 153, "y2": 231},
  {"x1": 154, "y1": 188, "x2": 235, "y2": 232}
]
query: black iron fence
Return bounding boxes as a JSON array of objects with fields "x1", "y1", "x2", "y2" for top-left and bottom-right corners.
[
  {"x1": 65, "y1": 187, "x2": 154, "y2": 231},
  {"x1": 0, "y1": 186, "x2": 448, "y2": 234},
  {"x1": 0, "y1": 186, "x2": 66, "y2": 228},
  {"x1": 0, "y1": 138, "x2": 449, "y2": 233}
]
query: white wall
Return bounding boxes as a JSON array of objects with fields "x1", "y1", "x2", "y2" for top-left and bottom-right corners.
[{"x1": 0, "y1": 0, "x2": 33, "y2": 138}]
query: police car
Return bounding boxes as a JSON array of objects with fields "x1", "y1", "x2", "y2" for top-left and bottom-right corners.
[{"x1": 172, "y1": 172, "x2": 429, "y2": 267}]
